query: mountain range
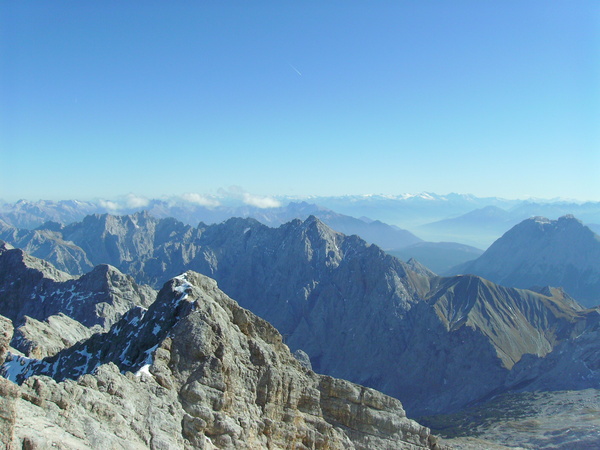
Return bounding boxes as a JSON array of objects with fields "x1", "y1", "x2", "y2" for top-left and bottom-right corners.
[
  {"x1": 0, "y1": 200, "x2": 421, "y2": 252},
  {"x1": 2, "y1": 212, "x2": 600, "y2": 426},
  {"x1": 417, "y1": 205, "x2": 519, "y2": 248},
  {"x1": 4, "y1": 193, "x2": 600, "y2": 250}
]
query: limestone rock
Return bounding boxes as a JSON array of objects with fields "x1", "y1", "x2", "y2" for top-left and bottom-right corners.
[
  {"x1": 293, "y1": 349, "x2": 312, "y2": 371},
  {"x1": 11, "y1": 314, "x2": 95, "y2": 358},
  {"x1": 0, "y1": 315, "x2": 12, "y2": 365},
  {"x1": 0, "y1": 376, "x2": 19, "y2": 450},
  {"x1": 14, "y1": 363, "x2": 187, "y2": 449},
  {"x1": 1, "y1": 271, "x2": 442, "y2": 449}
]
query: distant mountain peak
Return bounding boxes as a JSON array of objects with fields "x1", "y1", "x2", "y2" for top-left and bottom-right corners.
[
  {"x1": 303, "y1": 214, "x2": 322, "y2": 225},
  {"x1": 450, "y1": 215, "x2": 600, "y2": 307},
  {"x1": 526, "y1": 214, "x2": 582, "y2": 226},
  {"x1": 559, "y1": 214, "x2": 577, "y2": 221}
]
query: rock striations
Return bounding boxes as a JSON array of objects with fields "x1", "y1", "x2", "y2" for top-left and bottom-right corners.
[{"x1": 0, "y1": 270, "x2": 442, "y2": 449}]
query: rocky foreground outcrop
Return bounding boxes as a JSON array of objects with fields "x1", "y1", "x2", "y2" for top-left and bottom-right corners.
[{"x1": 0, "y1": 272, "x2": 442, "y2": 449}]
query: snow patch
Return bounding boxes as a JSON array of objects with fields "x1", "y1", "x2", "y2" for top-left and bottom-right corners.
[
  {"x1": 174, "y1": 273, "x2": 193, "y2": 301},
  {"x1": 71, "y1": 347, "x2": 96, "y2": 376},
  {"x1": 135, "y1": 364, "x2": 152, "y2": 378},
  {"x1": 533, "y1": 216, "x2": 551, "y2": 224},
  {"x1": 1, "y1": 353, "x2": 35, "y2": 382},
  {"x1": 129, "y1": 316, "x2": 140, "y2": 327},
  {"x1": 119, "y1": 341, "x2": 133, "y2": 364},
  {"x1": 135, "y1": 343, "x2": 159, "y2": 377}
]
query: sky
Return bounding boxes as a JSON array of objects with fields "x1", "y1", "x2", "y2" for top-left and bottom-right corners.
[{"x1": 1, "y1": 1, "x2": 599, "y2": 203}]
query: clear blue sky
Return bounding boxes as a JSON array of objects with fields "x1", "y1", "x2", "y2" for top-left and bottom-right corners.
[{"x1": 1, "y1": 1, "x2": 599, "y2": 202}]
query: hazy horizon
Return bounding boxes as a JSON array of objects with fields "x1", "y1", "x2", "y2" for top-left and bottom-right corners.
[
  {"x1": 1, "y1": 189, "x2": 596, "y2": 208},
  {"x1": 2, "y1": 2, "x2": 599, "y2": 202}
]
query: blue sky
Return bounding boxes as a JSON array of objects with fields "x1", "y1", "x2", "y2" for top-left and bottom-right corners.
[{"x1": 1, "y1": 1, "x2": 599, "y2": 202}]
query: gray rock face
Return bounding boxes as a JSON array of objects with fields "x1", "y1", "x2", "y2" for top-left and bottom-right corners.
[
  {"x1": 293, "y1": 349, "x2": 313, "y2": 371},
  {"x1": 505, "y1": 312, "x2": 600, "y2": 393},
  {"x1": 0, "y1": 244, "x2": 155, "y2": 333},
  {"x1": 450, "y1": 215, "x2": 600, "y2": 307},
  {"x1": 0, "y1": 376, "x2": 19, "y2": 450},
  {"x1": 13, "y1": 363, "x2": 188, "y2": 449},
  {"x1": 1, "y1": 272, "x2": 442, "y2": 449},
  {"x1": 0, "y1": 315, "x2": 12, "y2": 365},
  {"x1": 12, "y1": 314, "x2": 95, "y2": 358},
  {"x1": 405, "y1": 257, "x2": 437, "y2": 277},
  {"x1": 0, "y1": 221, "x2": 94, "y2": 275},
  {"x1": 0, "y1": 316, "x2": 17, "y2": 449}
]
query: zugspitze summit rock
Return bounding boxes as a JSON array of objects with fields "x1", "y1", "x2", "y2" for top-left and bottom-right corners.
[{"x1": 0, "y1": 270, "x2": 443, "y2": 449}]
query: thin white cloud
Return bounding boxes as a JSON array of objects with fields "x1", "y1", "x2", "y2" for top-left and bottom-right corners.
[
  {"x1": 217, "y1": 186, "x2": 281, "y2": 209},
  {"x1": 180, "y1": 192, "x2": 221, "y2": 207},
  {"x1": 288, "y1": 63, "x2": 302, "y2": 76},
  {"x1": 124, "y1": 193, "x2": 150, "y2": 209},
  {"x1": 99, "y1": 199, "x2": 120, "y2": 211},
  {"x1": 242, "y1": 193, "x2": 281, "y2": 209}
]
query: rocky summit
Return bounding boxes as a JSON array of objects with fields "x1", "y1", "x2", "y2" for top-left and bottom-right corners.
[{"x1": 0, "y1": 271, "x2": 442, "y2": 449}]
